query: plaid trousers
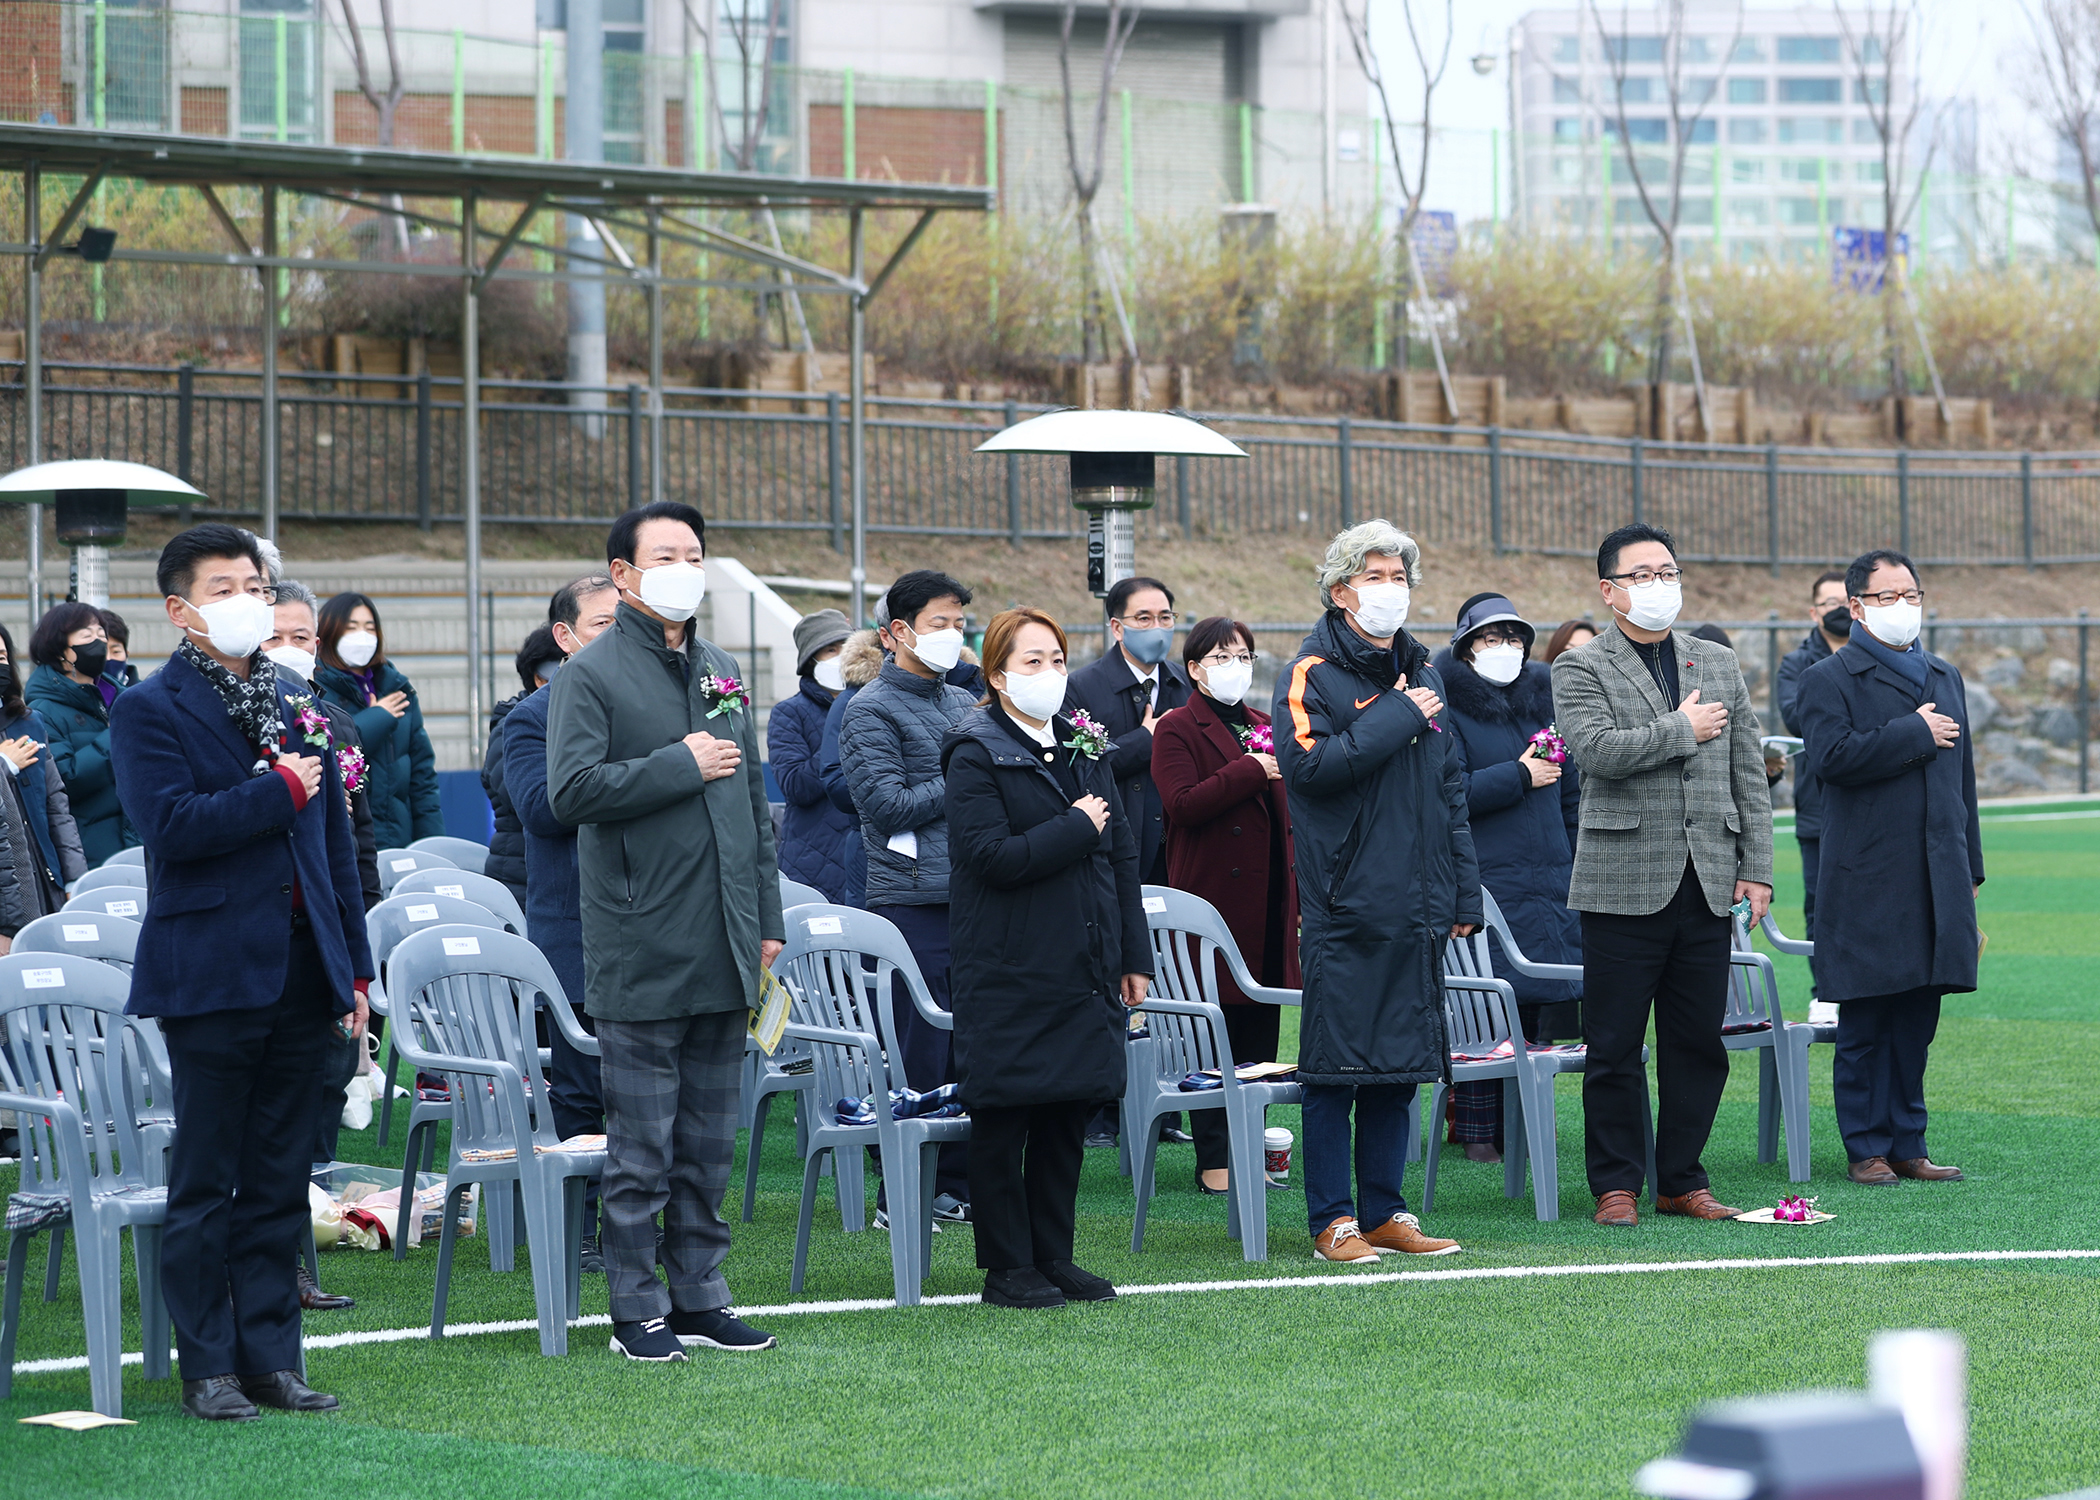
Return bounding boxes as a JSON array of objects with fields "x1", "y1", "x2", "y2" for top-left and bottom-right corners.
[{"x1": 595, "y1": 1009, "x2": 745, "y2": 1323}]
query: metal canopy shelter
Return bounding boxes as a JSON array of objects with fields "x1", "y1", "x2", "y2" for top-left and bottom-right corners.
[{"x1": 0, "y1": 123, "x2": 993, "y2": 752}]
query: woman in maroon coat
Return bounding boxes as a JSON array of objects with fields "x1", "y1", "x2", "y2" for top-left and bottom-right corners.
[{"x1": 1151, "y1": 616, "x2": 1301, "y2": 1194}]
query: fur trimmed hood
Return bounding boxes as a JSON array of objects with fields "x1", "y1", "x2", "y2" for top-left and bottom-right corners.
[
  {"x1": 1432, "y1": 648, "x2": 1556, "y2": 726},
  {"x1": 839, "y1": 629, "x2": 885, "y2": 688}
]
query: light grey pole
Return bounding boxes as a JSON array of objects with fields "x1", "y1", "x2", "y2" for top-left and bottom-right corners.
[
  {"x1": 463, "y1": 192, "x2": 484, "y2": 762},
  {"x1": 24, "y1": 161, "x2": 41, "y2": 628},
  {"x1": 848, "y1": 208, "x2": 867, "y2": 625},
  {"x1": 566, "y1": 0, "x2": 607, "y2": 437},
  {"x1": 262, "y1": 184, "x2": 279, "y2": 540},
  {"x1": 648, "y1": 206, "x2": 664, "y2": 504}
]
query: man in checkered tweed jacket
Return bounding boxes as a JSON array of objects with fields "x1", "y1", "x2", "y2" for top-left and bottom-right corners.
[{"x1": 1551, "y1": 523, "x2": 1774, "y2": 1230}]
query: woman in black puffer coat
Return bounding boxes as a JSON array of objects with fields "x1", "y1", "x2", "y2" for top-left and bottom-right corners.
[
  {"x1": 1433, "y1": 591, "x2": 1584, "y2": 1162},
  {"x1": 482, "y1": 626, "x2": 558, "y2": 908}
]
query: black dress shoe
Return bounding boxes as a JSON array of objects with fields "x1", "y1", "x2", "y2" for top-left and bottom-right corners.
[
  {"x1": 240, "y1": 1370, "x2": 341, "y2": 1412},
  {"x1": 297, "y1": 1264, "x2": 355, "y2": 1312},
  {"x1": 1038, "y1": 1260, "x2": 1116, "y2": 1302},
  {"x1": 1195, "y1": 1175, "x2": 1229, "y2": 1196},
  {"x1": 1159, "y1": 1126, "x2": 1195, "y2": 1145},
  {"x1": 982, "y1": 1267, "x2": 1067, "y2": 1309},
  {"x1": 181, "y1": 1375, "x2": 261, "y2": 1422}
]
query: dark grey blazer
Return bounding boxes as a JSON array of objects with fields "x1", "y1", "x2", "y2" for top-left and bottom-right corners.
[{"x1": 1551, "y1": 626, "x2": 1775, "y2": 918}]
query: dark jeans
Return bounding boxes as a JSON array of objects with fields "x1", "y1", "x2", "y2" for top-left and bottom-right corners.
[
  {"x1": 311, "y1": 1022, "x2": 360, "y2": 1169},
  {"x1": 1833, "y1": 987, "x2": 1942, "y2": 1162},
  {"x1": 1301, "y1": 1081, "x2": 1416, "y2": 1236},
  {"x1": 868, "y1": 903, "x2": 968, "y2": 1201},
  {"x1": 160, "y1": 924, "x2": 334, "y2": 1379},
  {"x1": 967, "y1": 1099, "x2": 1092, "y2": 1270},
  {"x1": 1191, "y1": 1003, "x2": 1282, "y2": 1174},
  {"x1": 1580, "y1": 862, "x2": 1731, "y2": 1199},
  {"x1": 1798, "y1": 835, "x2": 1821, "y2": 998}
]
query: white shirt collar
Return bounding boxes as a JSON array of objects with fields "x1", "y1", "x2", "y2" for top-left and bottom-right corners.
[{"x1": 1011, "y1": 713, "x2": 1056, "y2": 748}]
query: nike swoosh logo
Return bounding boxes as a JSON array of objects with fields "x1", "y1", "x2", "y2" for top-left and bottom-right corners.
[{"x1": 1355, "y1": 695, "x2": 1379, "y2": 709}]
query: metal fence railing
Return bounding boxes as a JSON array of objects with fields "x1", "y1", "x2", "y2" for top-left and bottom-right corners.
[{"x1": 8, "y1": 361, "x2": 2100, "y2": 570}]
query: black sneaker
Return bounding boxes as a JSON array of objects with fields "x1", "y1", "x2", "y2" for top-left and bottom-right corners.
[
  {"x1": 578, "y1": 1236, "x2": 606, "y2": 1274},
  {"x1": 931, "y1": 1193, "x2": 971, "y2": 1224},
  {"x1": 983, "y1": 1267, "x2": 1067, "y2": 1309},
  {"x1": 609, "y1": 1318, "x2": 688, "y2": 1362},
  {"x1": 1038, "y1": 1260, "x2": 1116, "y2": 1302},
  {"x1": 667, "y1": 1307, "x2": 779, "y2": 1351}
]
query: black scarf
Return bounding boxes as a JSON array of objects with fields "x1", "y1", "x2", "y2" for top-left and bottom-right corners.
[{"x1": 180, "y1": 639, "x2": 284, "y2": 768}]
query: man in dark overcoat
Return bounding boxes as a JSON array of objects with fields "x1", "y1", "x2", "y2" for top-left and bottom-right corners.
[{"x1": 1794, "y1": 548, "x2": 1981, "y2": 1186}]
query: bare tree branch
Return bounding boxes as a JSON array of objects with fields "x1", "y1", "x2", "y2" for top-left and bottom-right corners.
[
  {"x1": 2021, "y1": 0, "x2": 2100, "y2": 244},
  {"x1": 1058, "y1": 0, "x2": 1143, "y2": 365}
]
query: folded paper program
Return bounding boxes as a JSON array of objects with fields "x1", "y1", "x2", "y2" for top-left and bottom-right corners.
[
  {"x1": 457, "y1": 1132, "x2": 607, "y2": 1164},
  {"x1": 1448, "y1": 1039, "x2": 1588, "y2": 1064}
]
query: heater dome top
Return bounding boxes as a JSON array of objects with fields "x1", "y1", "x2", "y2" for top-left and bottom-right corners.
[
  {"x1": 974, "y1": 408, "x2": 1246, "y2": 459},
  {"x1": 0, "y1": 458, "x2": 205, "y2": 507}
]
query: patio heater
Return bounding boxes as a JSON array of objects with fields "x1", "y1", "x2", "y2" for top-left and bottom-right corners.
[
  {"x1": 975, "y1": 409, "x2": 1245, "y2": 598},
  {"x1": 0, "y1": 459, "x2": 204, "y2": 608}
]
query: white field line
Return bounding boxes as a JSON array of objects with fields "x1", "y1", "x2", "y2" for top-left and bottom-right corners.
[
  {"x1": 14, "y1": 1246, "x2": 2100, "y2": 1378},
  {"x1": 1972, "y1": 809, "x2": 2100, "y2": 823}
]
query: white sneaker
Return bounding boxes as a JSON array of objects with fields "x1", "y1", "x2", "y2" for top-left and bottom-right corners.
[
  {"x1": 872, "y1": 1209, "x2": 940, "y2": 1234},
  {"x1": 1805, "y1": 1000, "x2": 1840, "y2": 1026}
]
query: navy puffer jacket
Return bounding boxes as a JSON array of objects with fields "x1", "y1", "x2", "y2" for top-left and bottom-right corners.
[
  {"x1": 770, "y1": 674, "x2": 858, "y2": 903},
  {"x1": 481, "y1": 692, "x2": 529, "y2": 902}
]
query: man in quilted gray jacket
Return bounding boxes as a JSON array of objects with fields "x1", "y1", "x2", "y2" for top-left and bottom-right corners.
[
  {"x1": 1552, "y1": 523, "x2": 1774, "y2": 1230},
  {"x1": 839, "y1": 569, "x2": 977, "y2": 1213}
]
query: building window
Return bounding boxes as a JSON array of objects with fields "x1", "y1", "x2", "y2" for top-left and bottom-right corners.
[
  {"x1": 239, "y1": 0, "x2": 316, "y2": 142},
  {"x1": 1776, "y1": 36, "x2": 1841, "y2": 63},
  {"x1": 1685, "y1": 118, "x2": 1716, "y2": 144},
  {"x1": 1731, "y1": 37, "x2": 1766, "y2": 64},
  {"x1": 1606, "y1": 118, "x2": 1669, "y2": 143},
  {"x1": 1855, "y1": 78, "x2": 1887, "y2": 105},
  {"x1": 102, "y1": 0, "x2": 170, "y2": 129},
  {"x1": 1603, "y1": 34, "x2": 1664, "y2": 64},
  {"x1": 1728, "y1": 117, "x2": 1768, "y2": 144},
  {"x1": 1778, "y1": 78, "x2": 1842, "y2": 103},
  {"x1": 1553, "y1": 117, "x2": 1583, "y2": 143},
  {"x1": 1728, "y1": 77, "x2": 1767, "y2": 104},
  {"x1": 1618, "y1": 77, "x2": 1655, "y2": 104},
  {"x1": 1680, "y1": 76, "x2": 1716, "y2": 104},
  {"x1": 1777, "y1": 117, "x2": 1844, "y2": 144},
  {"x1": 1779, "y1": 159, "x2": 1823, "y2": 183},
  {"x1": 1727, "y1": 197, "x2": 1770, "y2": 226},
  {"x1": 1678, "y1": 196, "x2": 1712, "y2": 223},
  {"x1": 1553, "y1": 76, "x2": 1583, "y2": 104},
  {"x1": 1732, "y1": 158, "x2": 1766, "y2": 183},
  {"x1": 1551, "y1": 156, "x2": 1583, "y2": 183},
  {"x1": 1553, "y1": 35, "x2": 1581, "y2": 64},
  {"x1": 1778, "y1": 197, "x2": 1823, "y2": 226},
  {"x1": 1853, "y1": 118, "x2": 1883, "y2": 144},
  {"x1": 1856, "y1": 160, "x2": 1885, "y2": 182}
]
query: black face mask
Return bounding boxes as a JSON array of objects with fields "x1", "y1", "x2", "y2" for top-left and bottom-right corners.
[
  {"x1": 71, "y1": 641, "x2": 108, "y2": 680},
  {"x1": 1821, "y1": 606, "x2": 1853, "y2": 639},
  {"x1": 0, "y1": 663, "x2": 13, "y2": 700}
]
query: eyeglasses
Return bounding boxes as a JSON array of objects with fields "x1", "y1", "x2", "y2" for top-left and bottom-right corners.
[
  {"x1": 1469, "y1": 628, "x2": 1526, "y2": 648},
  {"x1": 1604, "y1": 567, "x2": 1683, "y2": 587},
  {"x1": 1118, "y1": 612, "x2": 1176, "y2": 629},
  {"x1": 1199, "y1": 651, "x2": 1256, "y2": 667},
  {"x1": 1855, "y1": 588, "x2": 1923, "y2": 608}
]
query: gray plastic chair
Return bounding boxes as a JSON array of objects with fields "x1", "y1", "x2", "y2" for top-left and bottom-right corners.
[
  {"x1": 1728, "y1": 915, "x2": 1815, "y2": 1182},
  {"x1": 1438, "y1": 890, "x2": 1657, "y2": 1219},
  {"x1": 410, "y1": 835, "x2": 491, "y2": 875},
  {"x1": 779, "y1": 875, "x2": 826, "y2": 907},
  {"x1": 360, "y1": 893, "x2": 512, "y2": 1260},
  {"x1": 0, "y1": 953, "x2": 171, "y2": 1418},
  {"x1": 98, "y1": 846, "x2": 147, "y2": 871},
  {"x1": 62, "y1": 885, "x2": 149, "y2": 920},
  {"x1": 775, "y1": 906, "x2": 968, "y2": 1307},
  {"x1": 72, "y1": 866, "x2": 144, "y2": 896},
  {"x1": 385, "y1": 924, "x2": 604, "y2": 1357},
  {"x1": 393, "y1": 866, "x2": 528, "y2": 939},
  {"x1": 377, "y1": 847, "x2": 457, "y2": 895},
  {"x1": 743, "y1": 902, "x2": 846, "y2": 1225},
  {"x1": 1128, "y1": 887, "x2": 1302, "y2": 1262}
]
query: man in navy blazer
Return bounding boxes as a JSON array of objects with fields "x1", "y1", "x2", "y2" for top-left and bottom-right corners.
[{"x1": 109, "y1": 525, "x2": 373, "y2": 1423}]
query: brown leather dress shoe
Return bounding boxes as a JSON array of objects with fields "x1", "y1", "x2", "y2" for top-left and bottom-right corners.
[
  {"x1": 1655, "y1": 1188, "x2": 1741, "y2": 1219},
  {"x1": 1594, "y1": 1190, "x2": 1639, "y2": 1227},
  {"x1": 1849, "y1": 1156, "x2": 1900, "y2": 1185},
  {"x1": 1891, "y1": 1157, "x2": 1964, "y2": 1181}
]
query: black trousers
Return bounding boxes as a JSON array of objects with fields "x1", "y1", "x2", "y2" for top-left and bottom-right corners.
[
  {"x1": 869, "y1": 903, "x2": 969, "y2": 1200},
  {"x1": 310, "y1": 1024, "x2": 360, "y2": 1168},
  {"x1": 545, "y1": 1012, "x2": 606, "y2": 1237},
  {"x1": 1833, "y1": 988, "x2": 1942, "y2": 1163},
  {"x1": 1797, "y1": 835, "x2": 1822, "y2": 997},
  {"x1": 967, "y1": 1099, "x2": 1092, "y2": 1271},
  {"x1": 1191, "y1": 1004, "x2": 1283, "y2": 1174},
  {"x1": 160, "y1": 924, "x2": 334, "y2": 1379},
  {"x1": 1581, "y1": 863, "x2": 1731, "y2": 1198}
]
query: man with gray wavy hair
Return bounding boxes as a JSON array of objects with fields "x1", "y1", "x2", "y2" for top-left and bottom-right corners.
[{"x1": 1273, "y1": 519, "x2": 1478, "y2": 1264}]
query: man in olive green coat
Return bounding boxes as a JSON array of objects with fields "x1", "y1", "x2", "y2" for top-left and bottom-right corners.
[{"x1": 547, "y1": 500, "x2": 786, "y2": 1363}]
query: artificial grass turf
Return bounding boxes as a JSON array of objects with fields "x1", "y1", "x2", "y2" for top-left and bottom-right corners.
[{"x1": 5, "y1": 813, "x2": 2098, "y2": 1497}]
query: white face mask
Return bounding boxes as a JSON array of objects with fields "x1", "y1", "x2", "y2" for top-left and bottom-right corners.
[
  {"x1": 812, "y1": 657, "x2": 846, "y2": 692},
  {"x1": 1615, "y1": 578, "x2": 1683, "y2": 633},
  {"x1": 264, "y1": 645, "x2": 317, "y2": 680},
  {"x1": 335, "y1": 628, "x2": 379, "y2": 668},
  {"x1": 902, "y1": 625, "x2": 965, "y2": 675},
  {"x1": 1862, "y1": 600, "x2": 1922, "y2": 649},
  {"x1": 1203, "y1": 660, "x2": 1254, "y2": 706},
  {"x1": 633, "y1": 561, "x2": 708, "y2": 624},
  {"x1": 184, "y1": 592, "x2": 274, "y2": 661},
  {"x1": 1002, "y1": 666, "x2": 1067, "y2": 722},
  {"x1": 1346, "y1": 581, "x2": 1410, "y2": 638},
  {"x1": 1472, "y1": 643, "x2": 1525, "y2": 686}
]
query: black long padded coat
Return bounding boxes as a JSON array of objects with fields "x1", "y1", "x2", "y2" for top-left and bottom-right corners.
[
  {"x1": 1433, "y1": 649, "x2": 1583, "y2": 1035},
  {"x1": 1794, "y1": 636, "x2": 1984, "y2": 1004},
  {"x1": 1275, "y1": 611, "x2": 1481, "y2": 1088},
  {"x1": 941, "y1": 703, "x2": 1153, "y2": 1110}
]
